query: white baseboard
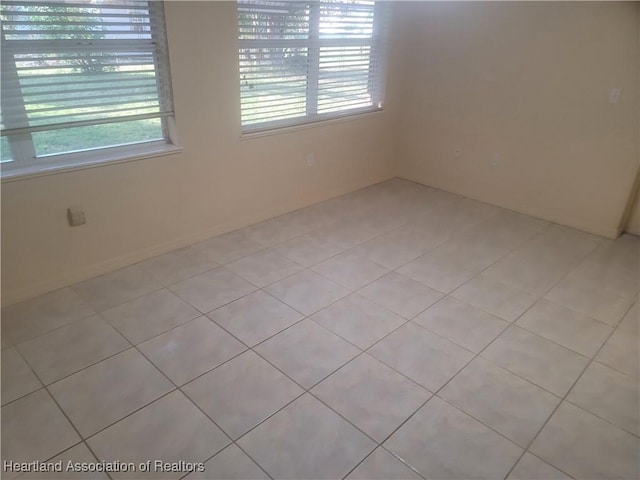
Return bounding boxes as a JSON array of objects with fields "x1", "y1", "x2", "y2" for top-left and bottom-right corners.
[
  {"x1": 396, "y1": 176, "x2": 620, "y2": 240},
  {"x1": 1, "y1": 175, "x2": 394, "y2": 307}
]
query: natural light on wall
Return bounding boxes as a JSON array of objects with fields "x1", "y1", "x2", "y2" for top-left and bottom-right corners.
[
  {"x1": 0, "y1": 0, "x2": 176, "y2": 178},
  {"x1": 237, "y1": 0, "x2": 388, "y2": 132}
]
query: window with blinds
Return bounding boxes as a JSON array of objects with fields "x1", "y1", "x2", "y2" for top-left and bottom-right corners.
[
  {"x1": 238, "y1": 0, "x2": 388, "y2": 132},
  {"x1": 0, "y1": 0, "x2": 176, "y2": 177}
]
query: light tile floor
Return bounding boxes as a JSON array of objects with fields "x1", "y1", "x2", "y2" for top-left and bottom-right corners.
[{"x1": 2, "y1": 178, "x2": 639, "y2": 480}]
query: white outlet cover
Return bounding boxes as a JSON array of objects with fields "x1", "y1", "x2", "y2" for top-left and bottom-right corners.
[
  {"x1": 306, "y1": 153, "x2": 315, "y2": 166},
  {"x1": 609, "y1": 88, "x2": 621, "y2": 104}
]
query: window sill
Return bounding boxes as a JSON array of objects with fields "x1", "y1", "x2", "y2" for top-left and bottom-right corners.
[
  {"x1": 1, "y1": 142, "x2": 182, "y2": 183},
  {"x1": 240, "y1": 107, "x2": 384, "y2": 140}
]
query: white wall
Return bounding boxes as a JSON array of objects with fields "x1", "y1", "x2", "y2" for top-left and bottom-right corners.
[
  {"x1": 2, "y1": 1, "x2": 639, "y2": 306},
  {"x1": 626, "y1": 184, "x2": 640, "y2": 236},
  {"x1": 0, "y1": 1, "x2": 402, "y2": 305},
  {"x1": 394, "y1": 1, "x2": 639, "y2": 239}
]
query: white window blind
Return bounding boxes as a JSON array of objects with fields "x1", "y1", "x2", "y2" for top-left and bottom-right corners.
[
  {"x1": 0, "y1": 0, "x2": 175, "y2": 176},
  {"x1": 238, "y1": 0, "x2": 388, "y2": 132}
]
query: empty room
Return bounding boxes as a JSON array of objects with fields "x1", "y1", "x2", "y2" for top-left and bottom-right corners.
[{"x1": 1, "y1": 0, "x2": 638, "y2": 479}]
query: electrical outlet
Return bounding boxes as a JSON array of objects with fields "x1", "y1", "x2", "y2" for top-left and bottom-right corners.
[
  {"x1": 490, "y1": 153, "x2": 500, "y2": 167},
  {"x1": 306, "y1": 153, "x2": 315, "y2": 167},
  {"x1": 67, "y1": 207, "x2": 86, "y2": 227},
  {"x1": 609, "y1": 88, "x2": 621, "y2": 104},
  {"x1": 453, "y1": 146, "x2": 462, "y2": 157}
]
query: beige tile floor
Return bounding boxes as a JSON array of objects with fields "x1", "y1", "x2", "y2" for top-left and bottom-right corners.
[{"x1": 2, "y1": 178, "x2": 639, "y2": 480}]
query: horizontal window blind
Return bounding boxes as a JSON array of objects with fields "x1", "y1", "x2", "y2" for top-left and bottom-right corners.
[
  {"x1": 238, "y1": 0, "x2": 387, "y2": 131},
  {"x1": 0, "y1": 0, "x2": 173, "y2": 139}
]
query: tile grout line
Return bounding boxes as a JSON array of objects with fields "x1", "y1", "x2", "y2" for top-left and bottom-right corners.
[
  {"x1": 10, "y1": 347, "x2": 117, "y2": 480},
  {"x1": 250, "y1": 223, "x2": 636, "y2": 478},
  {"x1": 7, "y1": 268, "x2": 368, "y2": 476},
  {"x1": 13, "y1": 318, "x2": 248, "y2": 477},
  {"x1": 4, "y1": 287, "x2": 631, "y2": 480},
  {"x1": 0, "y1": 176, "x2": 618, "y2": 320},
  {"x1": 501, "y1": 319, "x2": 625, "y2": 480},
  {"x1": 497, "y1": 257, "x2": 638, "y2": 479},
  {"x1": 0, "y1": 189, "x2": 547, "y2": 352},
  {"x1": 1, "y1": 210, "x2": 324, "y2": 350},
  {"x1": 401, "y1": 220, "x2": 621, "y2": 385},
  {"x1": 348, "y1": 223, "x2": 614, "y2": 478},
  {"x1": 105, "y1": 334, "x2": 255, "y2": 479},
  {"x1": 139, "y1": 272, "x2": 387, "y2": 479},
  {"x1": 8, "y1": 331, "x2": 132, "y2": 406},
  {"x1": 175, "y1": 261, "x2": 450, "y2": 478},
  {"x1": 110, "y1": 215, "x2": 624, "y2": 476},
  {"x1": 3, "y1": 181, "x2": 637, "y2": 479}
]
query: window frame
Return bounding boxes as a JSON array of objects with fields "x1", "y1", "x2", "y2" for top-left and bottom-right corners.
[
  {"x1": 0, "y1": 0, "x2": 179, "y2": 180},
  {"x1": 237, "y1": 0, "x2": 389, "y2": 134}
]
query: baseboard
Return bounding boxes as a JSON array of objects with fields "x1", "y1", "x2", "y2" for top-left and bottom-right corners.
[
  {"x1": 1, "y1": 174, "x2": 394, "y2": 307},
  {"x1": 395, "y1": 176, "x2": 620, "y2": 240}
]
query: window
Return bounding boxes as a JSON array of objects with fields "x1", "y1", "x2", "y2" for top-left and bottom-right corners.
[
  {"x1": 238, "y1": 0, "x2": 388, "y2": 132},
  {"x1": 0, "y1": 0, "x2": 176, "y2": 178}
]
